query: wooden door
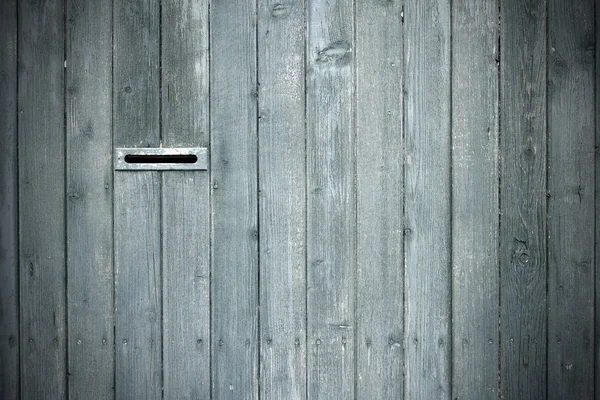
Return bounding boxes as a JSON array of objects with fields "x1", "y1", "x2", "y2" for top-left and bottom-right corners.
[{"x1": 1, "y1": 0, "x2": 598, "y2": 399}]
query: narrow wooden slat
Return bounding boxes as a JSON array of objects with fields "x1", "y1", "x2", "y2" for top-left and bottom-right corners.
[
  {"x1": 114, "y1": 173, "x2": 161, "y2": 400},
  {"x1": 306, "y1": 0, "x2": 355, "y2": 398},
  {"x1": 161, "y1": 173, "x2": 210, "y2": 399},
  {"x1": 257, "y1": 1, "x2": 306, "y2": 399},
  {"x1": 499, "y1": 0, "x2": 547, "y2": 398},
  {"x1": 66, "y1": 1, "x2": 114, "y2": 398},
  {"x1": 0, "y1": 0, "x2": 19, "y2": 398},
  {"x1": 210, "y1": 0, "x2": 259, "y2": 398},
  {"x1": 113, "y1": 0, "x2": 160, "y2": 148},
  {"x1": 161, "y1": 0, "x2": 210, "y2": 398},
  {"x1": 547, "y1": 0, "x2": 595, "y2": 398},
  {"x1": 451, "y1": 1, "x2": 499, "y2": 399},
  {"x1": 403, "y1": 0, "x2": 452, "y2": 398},
  {"x1": 355, "y1": 0, "x2": 403, "y2": 398},
  {"x1": 596, "y1": 1, "x2": 600, "y2": 396},
  {"x1": 113, "y1": 0, "x2": 161, "y2": 398},
  {"x1": 18, "y1": 1, "x2": 66, "y2": 398}
]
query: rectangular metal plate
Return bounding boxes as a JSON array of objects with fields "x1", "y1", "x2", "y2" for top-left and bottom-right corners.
[{"x1": 114, "y1": 147, "x2": 208, "y2": 171}]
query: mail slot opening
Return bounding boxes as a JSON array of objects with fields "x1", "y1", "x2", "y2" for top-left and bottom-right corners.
[
  {"x1": 115, "y1": 147, "x2": 208, "y2": 170},
  {"x1": 124, "y1": 154, "x2": 198, "y2": 164}
]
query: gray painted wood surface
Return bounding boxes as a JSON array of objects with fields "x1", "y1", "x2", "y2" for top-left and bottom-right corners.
[
  {"x1": 66, "y1": 1, "x2": 114, "y2": 398},
  {"x1": 258, "y1": 0, "x2": 306, "y2": 399},
  {"x1": 0, "y1": 1, "x2": 18, "y2": 398},
  {"x1": 210, "y1": 0, "x2": 259, "y2": 398},
  {"x1": 451, "y1": 1, "x2": 499, "y2": 399},
  {"x1": 500, "y1": 0, "x2": 548, "y2": 398},
  {"x1": 114, "y1": 172, "x2": 162, "y2": 400},
  {"x1": 161, "y1": 0, "x2": 211, "y2": 398},
  {"x1": 2, "y1": 1, "x2": 600, "y2": 399},
  {"x1": 355, "y1": 0, "x2": 404, "y2": 398},
  {"x1": 597, "y1": 2, "x2": 600, "y2": 397},
  {"x1": 547, "y1": 0, "x2": 595, "y2": 398},
  {"x1": 114, "y1": 0, "x2": 161, "y2": 398},
  {"x1": 18, "y1": 1, "x2": 67, "y2": 398},
  {"x1": 404, "y1": 0, "x2": 452, "y2": 398},
  {"x1": 306, "y1": 0, "x2": 355, "y2": 398}
]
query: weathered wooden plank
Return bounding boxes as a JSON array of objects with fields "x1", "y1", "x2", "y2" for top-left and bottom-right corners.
[
  {"x1": 210, "y1": 0, "x2": 259, "y2": 398},
  {"x1": 451, "y1": 1, "x2": 499, "y2": 399},
  {"x1": 113, "y1": 0, "x2": 161, "y2": 398},
  {"x1": 596, "y1": 1, "x2": 600, "y2": 396},
  {"x1": 18, "y1": 1, "x2": 67, "y2": 398},
  {"x1": 0, "y1": 1, "x2": 18, "y2": 398},
  {"x1": 547, "y1": 0, "x2": 595, "y2": 398},
  {"x1": 257, "y1": 1, "x2": 306, "y2": 399},
  {"x1": 114, "y1": 173, "x2": 161, "y2": 400},
  {"x1": 66, "y1": 1, "x2": 114, "y2": 398},
  {"x1": 499, "y1": 0, "x2": 547, "y2": 398},
  {"x1": 113, "y1": 0, "x2": 160, "y2": 149},
  {"x1": 403, "y1": 0, "x2": 452, "y2": 398},
  {"x1": 306, "y1": 0, "x2": 355, "y2": 398},
  {"x1": 161, "y1": 0, "x2": 210, "y2": 398},
  {"x1": 161, "y1": 173, "x2": 209, "y2": 399},
  {"x1": 355, "y1": 0, "x2": 403, "y2": 398}
]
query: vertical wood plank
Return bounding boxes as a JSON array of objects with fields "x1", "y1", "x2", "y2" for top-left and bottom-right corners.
[
  {"x1": 114, "y1": 173, "x2": 161, "y2": 400},
  {"x1": 66, "y1": 0, "x2": 114, "y2": 398},
  {"x1": 210, "y1": 0, "x2": 259, "y2": 398},
  {"x1": 0, "y1": 0, "x2": 18, "y2": 398},
  {"x1": 306, "y1": 0, "x2": 355, "y2": 398},
  {"x1": 257, "y1": 0, "x2": 306, "y2": 399},
  {"x1": 403, "y1": 0, "x2": 452, "y2": 398},
  {"x1": 161, "y1": 0, "x2": 210, "y2": 398},
  {"x1": 547, "y1": 0, "x2": 595, "y2": 398},
  {"x1": 113, "y1": 0, "x2": 160, "y2": 149},
  {"x1": 596, "y1": 0, "x2": 600, "y2": 396},
  {"x1": 499, "y1": 0, "x2": 547, "y2": 398},
  {"x1": 113, "y1": 0, "x2": 161, "y2": 398},
  {"x1": 355, "y1": 0, "x2": 404, "y2": 398},
  {"x1": 451, "y1": 1, "x2": 499, "y2": 399},
  {"x1": 18, "y1": 0, "x2": 67, "y2": 398}
]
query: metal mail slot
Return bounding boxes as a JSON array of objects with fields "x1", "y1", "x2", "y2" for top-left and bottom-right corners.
[{"x1": 114, "y1": 147, "x2": 208, "y2": 171}]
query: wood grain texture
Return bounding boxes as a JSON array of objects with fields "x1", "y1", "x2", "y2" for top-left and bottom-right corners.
[
  {"x1": 547, "y1": 0, "x2": 595, "y2": 398},
  {"x1": 499, "y1": 0, "x2": 547, "y2": 398},
  {"x1": 0, "y1": 0, "x2": 18, "y2": 398},
  {"x1": 403, "y1": 0, "x2": 452, "y2": 398},
  {"x1": 113, "y1": 0, "x2": 160, "y2": 148},
  {"x1": 210, "y1": 0, "x2": 259, "y2": 398},
  {"x1": 66, "y1": 1, "x2": 114, "y2": 398},
  {"x1": 113, "y1": 0, "x2": 161, "y2": 398},
  {"x1": 451, "y1": 1, "x2": 499, "y2": 399},
  {"x1": 18, "y1": 1, "x2": 67, "y2": 398},
  {"x1": 114, "y1": 172, "x2": 162, "y2": 400},
  {"x1": 306, "y1": 0, "x2": 355, "y2": 398},
  {"x1": 596, "y1": 1, "x2": 600, "y2": 396},
  {"x1": 355, "y1": 0, "x2": 404, "y2": 398},
  {"x1": 161, "y1": 0, "x2": 210, "y2": 398},
  {"x1": 257, "y1": 1, "x2": 307, "y2": 399},
  {"x1": 5, "y1": 3, "x2": 600, "y2": 398}
]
